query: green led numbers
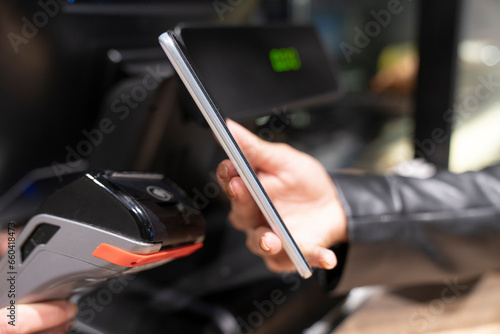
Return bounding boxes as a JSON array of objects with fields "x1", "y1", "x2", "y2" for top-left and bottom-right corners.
[{"x1": 269, "y1": 47, "x2": 302, "y2": 72}]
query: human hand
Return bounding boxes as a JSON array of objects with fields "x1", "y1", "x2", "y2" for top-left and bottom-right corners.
[
  {"x1": 0, "y1": 300, "x2": 77, "y2": 334},
  {"x1": 216, "y1": 120, "x2": 348, "y2": 273}
]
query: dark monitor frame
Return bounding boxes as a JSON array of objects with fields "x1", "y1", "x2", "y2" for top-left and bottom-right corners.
[{"x1": 413, "y1": 0, "x2": 463, "y2": 169}]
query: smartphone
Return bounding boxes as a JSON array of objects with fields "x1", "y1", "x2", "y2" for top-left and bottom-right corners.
[{"x1": 159, "y1": 30, "x2": 313, "y2": 279}]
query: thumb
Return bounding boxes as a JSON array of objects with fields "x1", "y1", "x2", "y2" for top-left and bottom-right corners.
[
  {"x1": 306, "y1": 245, "x2": 337, "y2": 270},
  {"x1": 226, "y1": 119, "x2": 288, "y2": 172},
  {"x1": 1, "y1": 300, "x2": 77, "y2": 334},
  {"x1": 259, "y1": 233, "x2": 337, "y2": 270}
]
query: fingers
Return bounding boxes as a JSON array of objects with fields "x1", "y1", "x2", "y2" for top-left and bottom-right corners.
[
  {"x1": 247, "y1": 228, "x2": 337, "y2": 272},
  {"x1": 225, "y1": 119, "x2": 263, "y2": 167},
  {"x1": 1, "y1": 300, "x2": 77, "y2": 334},
  {"x1": 217, "y1": 161, "x2": 263, "y2": 230},
  {"x1": 262, "y1": 244, "x2": 337, "y2": 272},
  {"x1": 226, "y1": 119, "x2": 290, "y2": 173},
  {"x1": 306, "y1": 245, "x2": 337, "y2": 270},
  {"x1": 247, "y1": 228, "x2": 282, "y2": 256},
  {"x1": 0, "y1": 228, "x2": 21, "y2": 257}
]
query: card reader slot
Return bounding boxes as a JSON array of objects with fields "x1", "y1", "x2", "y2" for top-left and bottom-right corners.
[{"x1": 21, "y1": 223, "x2": 60, "y2": 262}]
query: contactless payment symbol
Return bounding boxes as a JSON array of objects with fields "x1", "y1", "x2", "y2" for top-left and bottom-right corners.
[{"x1": 146, "y1": 186, "x2": 173, "y2": 202}]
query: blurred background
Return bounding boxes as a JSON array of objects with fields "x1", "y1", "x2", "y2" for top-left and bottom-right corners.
[{"x1": 1, "y1": 0, "x2": 500, "y2": 333}]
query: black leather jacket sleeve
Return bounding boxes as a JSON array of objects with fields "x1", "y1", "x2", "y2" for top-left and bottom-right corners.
[{"x1": 323, "y1": 163, "x2": 500, "y2": 293}]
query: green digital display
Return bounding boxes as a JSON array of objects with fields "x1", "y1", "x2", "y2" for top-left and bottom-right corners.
[{"x1": 269, "y1": 47, "x2": 302, "y2": 72}]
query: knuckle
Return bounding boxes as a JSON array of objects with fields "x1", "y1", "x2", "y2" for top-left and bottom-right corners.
[
  {"x1": 274, "y1": 142, "x2": 290, "y2": 151},
  {"x1": 273, "y1": 142, "x2": 295, "y2": 155}
]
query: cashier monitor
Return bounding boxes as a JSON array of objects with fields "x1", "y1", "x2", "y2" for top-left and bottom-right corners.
[{"x1": 172, "y1": 24, "x2": 341, "y2": 121}]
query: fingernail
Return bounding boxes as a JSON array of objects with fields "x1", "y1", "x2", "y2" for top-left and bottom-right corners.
[
  {"x1": 218, "y1": 164, "x2": 228, "y2": 182},
  {"x1": 260, "y1": 236, "x2": 271, "y2": 252},
  {"x1": 320, "y1": 252, "x2": 336, "y2": 270},
  {"x1": 221, "y1": 164, "x2": 228, "y2": 180},
  {"x1": 228, "y1": 180, "x2": 237, "y2": 198}
]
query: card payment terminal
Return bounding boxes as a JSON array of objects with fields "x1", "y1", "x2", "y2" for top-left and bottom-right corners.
[{"x1": 0, "y1": 171, "x2": 205, "y2": 307}]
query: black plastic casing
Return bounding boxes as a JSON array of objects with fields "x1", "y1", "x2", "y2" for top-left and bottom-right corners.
[
  {"x1": 38, "y1": 171, "x2": 205, "y2": 249},
  {"x1": 174, "y1": 24, "x2": 341, "y2": 122}
]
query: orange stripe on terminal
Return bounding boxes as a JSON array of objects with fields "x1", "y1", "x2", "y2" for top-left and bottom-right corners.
[{"x1": 92, "y1": 242, "x2": 203, "y2": 267}]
